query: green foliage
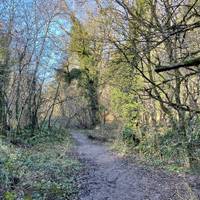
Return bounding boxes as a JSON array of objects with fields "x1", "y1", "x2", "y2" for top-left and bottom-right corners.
[
  {"x1": 69, "y1": 20, "x2": 98, "y2": 86},
  {"x1": 121, "y1": 126, "x2": 140, "y2": 146},
  {"x1": 68, "y1": 18, "x2": 100, "y2": 126},
  {"x1": 63, "y1": 68, "x2": 83, "y2": 84},
  {"x1": 106, "y1": 47, "x2": 143, "y2": 131},
  {"x1": 66, "y1": 68, "x2": 82, "y2": 83},
  {"x1": 18, "y1": 126, "x2": 70, "y2": 145},
  {"x1": 111, "y1": 88, "x2": 140, "y2": 128},
  {"x1": 69, "y1": 19, "x2": 97, "y2": 75},
  {"x1": 122, "y1": 127, "x2": 133, "y2": 141},
  {"x1": 4, "y1": 192, "x2": 17, "y2": 200},
  {"x1": 0, "y1": 127, "x2": 80, "y2": 200},
  {"x1": 110, "y1": 119, "x2": 200, "y2": 173},
  {"x1": 69, "y1": 19, "x2": 90, "y2": 58}
]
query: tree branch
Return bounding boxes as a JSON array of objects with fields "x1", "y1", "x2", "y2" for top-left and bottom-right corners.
[{"x1": 155, "y1": 56, "x2": 200, "y2": 73}]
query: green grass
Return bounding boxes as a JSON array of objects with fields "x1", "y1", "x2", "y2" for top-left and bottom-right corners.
[{"x1": 0, "y1": 127, "x2": 81, "y2": 200}]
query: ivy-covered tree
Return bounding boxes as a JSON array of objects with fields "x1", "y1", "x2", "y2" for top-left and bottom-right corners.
[{"x1": 68, "y1": 18, "x2": 101, "y2": 127}]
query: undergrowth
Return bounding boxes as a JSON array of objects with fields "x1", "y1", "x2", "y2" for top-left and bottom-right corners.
[
  {"x1": 0, "y1": 127, "x2": 80, "y2": 200},
  {"x1": 110, "y1": 126, "x2": 200, "y2": 199},
  {"x1": 110, "y1": 126, "x2": 200, "y2": 174}
]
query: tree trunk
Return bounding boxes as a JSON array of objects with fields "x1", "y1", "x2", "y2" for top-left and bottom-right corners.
[{"x1": 88, "y1": 79, "x2": 100, "y2": 128}]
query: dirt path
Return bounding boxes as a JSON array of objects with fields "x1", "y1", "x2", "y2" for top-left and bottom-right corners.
[{"x1": 72, "y1": 131, "x2": 200, "y2": 200}]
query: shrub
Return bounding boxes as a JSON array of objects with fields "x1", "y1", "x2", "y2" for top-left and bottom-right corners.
[{"x1": 122, "y1": 126, "x2": 140, "y2": 145}]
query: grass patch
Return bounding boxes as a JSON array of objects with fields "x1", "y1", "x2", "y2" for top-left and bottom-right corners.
[{"x1": 0, "y1": 127, "x2": 80, "y2": 200}]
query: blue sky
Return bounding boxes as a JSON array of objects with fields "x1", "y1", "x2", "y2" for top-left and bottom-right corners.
[
  {"x1": 0, "y1": 0, "x2": 97, "y2": 82},
  {"x1": 41, "y1": 0, "x2": 98, "y2": 82}
]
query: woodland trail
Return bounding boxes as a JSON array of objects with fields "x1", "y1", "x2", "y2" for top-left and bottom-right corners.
[{"x1": 71, "y1": 131, "x2": 200, "y2": 200}]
